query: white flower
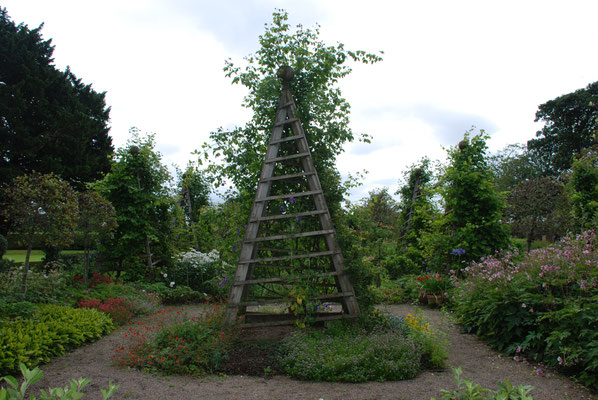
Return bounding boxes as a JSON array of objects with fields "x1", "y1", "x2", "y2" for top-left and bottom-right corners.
[{"x1": 170, "y1": 281, "x2": 175, "y2": 287}]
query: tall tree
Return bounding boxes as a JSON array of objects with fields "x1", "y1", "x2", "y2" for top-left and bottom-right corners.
[
  {"x1": 94, "y1": 130, "x2": 173, "y2": 280},
  {"x1": 425, "y1": 130, "x2": 510, "y2": 270},
  {"x1": 528, "y1": 81, "x2": 598, "y2": 176},
  {"x1": 2, "y1": 172, "x2": 78, "y2": 293},
  {"x1": 0, "y1": 8, "x2": 113, "y2": 191},
  {"x1": 200, "y1": 10, "x2": 382, "y2": 215},
  {"x1": 396, "y1": 157, "x2": 437, "y2": 250}
]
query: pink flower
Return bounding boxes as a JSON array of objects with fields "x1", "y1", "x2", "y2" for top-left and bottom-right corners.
[
  {"x1": 516, "y1": 346, "x2": 522, "y2": 353},
  {"x1": 557, "y1": 356, "x2": 563, "y2": 365},
  {"x1": 522, "y1": 303, "x2": 527, "y2": 308},
  {"x1": 513, "y1": 356, "x2": 520, "y2": 362},
  {"x1": 536, "y1": 368, "x2": 544, "y2": 376}
]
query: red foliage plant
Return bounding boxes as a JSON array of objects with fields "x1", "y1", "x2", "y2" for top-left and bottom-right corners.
[
  {"x1": 73, "y1": 272, "x2": 116, "y2": 288},
  {"x1": 78, "y1": 296, "x2": 133, "y2": 325}
]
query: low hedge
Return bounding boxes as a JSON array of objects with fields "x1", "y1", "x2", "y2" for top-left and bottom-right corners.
[{"x1": 0, "y1": 304, "x2": 114, "y2": 375}]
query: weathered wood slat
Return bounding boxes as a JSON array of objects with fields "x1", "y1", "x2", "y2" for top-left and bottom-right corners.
[
  {"x1": 264, "y1": 152, "x2": 310, "y2": 163},
  {"x1": 259, "y1": 171, "x2": 315, "y2": 182},
  {"x1": 238, "y1": 250, "x2": 337, "y2": 264},
  {"x1": 274, "y1": 117, "x2": 299, "y2": 127},
  {"x1": 240, "y1": 313, "x2": 356, "y2": 328},
  {"x1": 246, "y1": 229, "x2": 335, "y2": 243},
  {"x1": 269, "y1": 134, "x2": 303, "y2": 145},
  {"x1": 227, "y1": 291, "x2": 355, "y2": 307},
  {"x1": 251, "y1": 210, "x2": 326, "y2": 222},
  {"x1": 234, "y1": 271, "x2": 341, "y2": 286},
  {"x1": 256, "y1": 190, "x2": 323, "y2": 202},
  {"x1": 278, "y1": 100, "x2": 295, "y2": 109}
]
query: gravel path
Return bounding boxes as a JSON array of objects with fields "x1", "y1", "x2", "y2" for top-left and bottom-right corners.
[{"x1": 31, "y1": 304, "x2": 597, "y2": 400}]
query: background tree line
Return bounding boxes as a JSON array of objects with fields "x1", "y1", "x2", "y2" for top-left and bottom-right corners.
[{"x1": 1, "y1": 7, "x2": 597, "y2": 298}]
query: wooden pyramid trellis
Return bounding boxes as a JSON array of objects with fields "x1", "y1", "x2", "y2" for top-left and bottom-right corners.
[{"x1": 223, "y1": 66, "x2": 360, "y2": 327}]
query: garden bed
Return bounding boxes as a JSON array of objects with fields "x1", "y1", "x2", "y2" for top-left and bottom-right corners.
[{"x1": 27, "y1": 304, "x2": 596, "y2": 400}]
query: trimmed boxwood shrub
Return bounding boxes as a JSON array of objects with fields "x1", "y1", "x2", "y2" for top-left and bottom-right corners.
[{"x1": 0, "y1": 304, "x2": 114, "y2": 375}]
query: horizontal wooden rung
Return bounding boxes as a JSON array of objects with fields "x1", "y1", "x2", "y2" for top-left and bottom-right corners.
[
  {"x1": 251, "y1": 210, "x2": 327, "y2": 222},
  {"x1": 257, "y1": 190, "x2": 323, "y2": 202},
  {"x1": 239, "y1": 313, "x2": 356, "y2": 328},
  {"x1": 234, "y1": 271, "x2": 341, "y2": 286},
  {"x1": 264, "y1": 152, "x2": 310, "y2": 163},
  {"x1": 259, "y1": 171, "x2": 315, "y2": 182},
  {"x1": 269, "y1": 135, "x2": 303, "y2": 145},
  {"x1": 274, "y1": 118, "x2": 299, "y2": 127},
  {"x1": 227, "y1": 292, "x2": 355, "y2": 308},
  {"x1": 247, "y1": 229, "x2": 335, "y2": 243},
  {"x1": 238, "y1": 250, "x2": 338, "y2": 264},
  {"x1": 278, "y1": 101, "x2": 295, "y2": 109}
]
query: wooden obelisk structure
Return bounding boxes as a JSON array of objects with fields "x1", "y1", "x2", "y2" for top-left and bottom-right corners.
[{"x1": 223, "y1": 66, "x2": 359, "y2": 327}]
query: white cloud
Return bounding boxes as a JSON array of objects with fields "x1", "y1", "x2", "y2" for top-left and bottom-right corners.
[{"x1": 3, "y1": 0, "x2": 598, "y2": 202}]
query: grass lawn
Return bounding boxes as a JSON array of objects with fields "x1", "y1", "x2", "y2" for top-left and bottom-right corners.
[
  {"x1": 3, "y1": 249, "x2": 45, "y2": 263},
  {"x1": 2, "y1": 250, "x2": 84, "y2": 263}
]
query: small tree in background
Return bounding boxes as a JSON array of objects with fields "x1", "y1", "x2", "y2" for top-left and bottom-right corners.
[
  {"x1": 506, "y1": 176, "x2": 568, "y2": 252},
  {"x1": 77, "y1": 190, "x2": 117, "y2": 284},
  {"x1": 423, "y1": 130, "x2": 510, "y2": 271},
  {"x1": 2, "y1": 172, "x2": 78, "y2": 293},
  {"x1": 567, "y1": 147, "x2": 598, "y2": 232},
  {"x1": 94, "y1": 129, "x2": 174, "y2": 281}
]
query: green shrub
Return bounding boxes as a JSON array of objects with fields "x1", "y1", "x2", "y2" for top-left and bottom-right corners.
[
  {"x1": 278, "y1": 329, "x2": 421, "y2": 382},
  {"x1": 134, "y1": 282, "x2": 204, "y2": 304},
  {"x1": 405, "y1": 310, "x2": 449, "y2": 369},
  {"x1": 0, "y1": 264, "x2": 68, "y2": 299},
  {"x1": 0, "y1": 300, "x2": 36, "y2": 320},
  {"x1": 1, "y1": 363, "x2": 118, "y2": 400},
  {"x1": 431, "y1": 367, "x2": 534, "y2": 400},
  {"x1": 0, "y1": 304, "x2": 114, "y2": 375},
  {"x1": 114, "y1": 302, "x2": 235, "y2": 376}
]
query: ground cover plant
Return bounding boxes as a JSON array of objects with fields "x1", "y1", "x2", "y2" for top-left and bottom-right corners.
[
  {"x1": 277, "y1": 310, "x2": 448, "y2": 382},
  {"x1": 0, "y1": 304, "x2": 114, "y2": 375},
  {"x1": 113, "y1": 300, "x2": 238, "y2": 376},
  {"x1": 452, "y1": 230, "x2": 598, "y2": 389}
]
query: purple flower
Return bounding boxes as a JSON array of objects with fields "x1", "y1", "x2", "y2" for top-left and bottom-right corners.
[
  {"x1": 280, "y1": 205, "x2": 285, "y2": 212},
  {"x1": 232, "y1": 245, "x2": 237, "y2": 252},
  {"x1": 289, "y1": 196, "x2": 296, "y2": 203},
  {"x1": 536, "y1": 368, "x2": 544, "y2": 376},
  {"x1": 451, "y1": 248, "x2": 466, "y2": 256},
  {"x1": 218, "y1": 277, "x2": 229, "y2": 288},
  {"x1": 297, "y1": 216, "x2": 302, "y2": 222}
]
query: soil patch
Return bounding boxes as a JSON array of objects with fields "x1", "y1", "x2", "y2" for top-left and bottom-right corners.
[{"x1": 29, "y1": 303, "x2": 597, "y2": 400}]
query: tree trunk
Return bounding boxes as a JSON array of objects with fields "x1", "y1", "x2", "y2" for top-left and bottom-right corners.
[
  {"x1": 145, "y1": 234, "x2": 153, "y2": 281},
  {"x1": 21, "y1": 229, "x2": 35, "y2": 294}
]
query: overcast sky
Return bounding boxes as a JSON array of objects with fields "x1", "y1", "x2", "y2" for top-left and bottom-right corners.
[{"x1": 3, "y1": 0, "x2": 598, "y2": 202}]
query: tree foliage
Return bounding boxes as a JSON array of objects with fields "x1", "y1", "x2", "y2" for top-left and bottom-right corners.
[
  {"x1": 567, "y1": 147, "x2": 598, "y2": 232},
  {"x1": 2, "y1": 172, "x2": 78, "y2": 292},
  {"x1": 77, "y1": 190, "x2": 117, "y2": 283},
  {"x1": 201, "y1": 10, "x2": 382, "y2": 214},
  {"x1": 396, "y1": 157, "x2": 437, "y2": 248},
  {"x1": 93, "y1": 130, "x2": 174, "y2": 280},
  {"x1": 506, "y1": 177, "x2": 568, "y2": 251},
  {"x1": 424, "y1": 130, "x2": 510, "y2": 270},
  {"x1": 0, "y1": 8, "x2": 113, "y2": 191},
  {"x1": 528, "y1": 81, "x2": 598, "y2": 176}
]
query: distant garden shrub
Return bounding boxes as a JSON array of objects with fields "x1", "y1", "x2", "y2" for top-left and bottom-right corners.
[
  {"x1": 169, "y1": 249, "x2": 230, "y2": 298},
  {"x1": 0, "y1": 264, "x2": 68, "y2": 300},
  {"x1": 452, "y1": 230, "x2": 598, "y2": 389}
]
